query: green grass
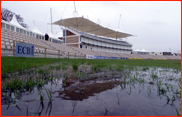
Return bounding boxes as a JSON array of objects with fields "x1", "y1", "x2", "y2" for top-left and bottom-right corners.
[
  {"x1": 1, "y1": 57, "x2": 62, "y2": 76},
  {"x1": 72, "y1": 64, "x2": 78, "y2": 72},
  {"x1": 1, "y1": 57, "x2": 181, "y2": 76}
]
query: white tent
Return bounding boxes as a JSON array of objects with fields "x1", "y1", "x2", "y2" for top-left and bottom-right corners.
[
  {"x1": 141, "y1": 49, "x2": 148, "y2": 52},
  {"x1": 9, "y1": 14, "x2": 26, "y2": 30},
  {"x1": 70, "y1": 11, "x2": 80, "y2": 18},
  {"x1": 48, "y1": 32, "x2": 62, "y2": 42},
  {"x1": 53, "y1": 16, "x2": 132, "y2": 39},
  {"x1": 55, "y1": 32, "x2": 63, "y2": 39},
  {"x1": 133, "y1": 49, "x2": 141, "y2": 52},
  {"x1": 48, "y1": 32, "x2": 55, "y2": 38},
  {"x1": 31, "y1": 22, "x2": 44, "y2": 35}
]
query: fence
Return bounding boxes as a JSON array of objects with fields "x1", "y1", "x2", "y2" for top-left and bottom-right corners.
[{"x1": 12, "y1": 40, "x2": 86, "y2": 59}]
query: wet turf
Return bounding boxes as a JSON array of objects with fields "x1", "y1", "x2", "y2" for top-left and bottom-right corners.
[{"x1": 1, "y1": 58, "x2": 181, "y2": 116}]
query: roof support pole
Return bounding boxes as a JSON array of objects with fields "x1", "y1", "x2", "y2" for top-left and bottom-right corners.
[
  {"x1": 50, "y1": 8, "x2": 53, "y2": 33},
  {"x1": 74, "y1": 1, "x2": 77, "y2": 11},
  {"x1": 118, "y1": 14, "x2": 121, "y2": 28}
]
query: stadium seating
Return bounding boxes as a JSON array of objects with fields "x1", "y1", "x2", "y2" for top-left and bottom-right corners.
[{"x1": 1, "y1": 28, "x2": 181, "y2": 60}]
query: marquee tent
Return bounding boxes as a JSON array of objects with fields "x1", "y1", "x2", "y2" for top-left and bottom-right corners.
[
  {"x1": 32, "y1": 23, "x2": 44, "y2": 35},
  {"x1": 9, "y1": 14, "x2": 26, "y2": 30}
]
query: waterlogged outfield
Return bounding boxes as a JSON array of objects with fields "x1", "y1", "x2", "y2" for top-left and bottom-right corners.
[{"x1": 1, "y1": 57, "x2": 181, "y2": 75}]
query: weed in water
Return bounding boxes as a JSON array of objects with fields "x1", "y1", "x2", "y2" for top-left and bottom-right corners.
[
  {"x1": 142, "y1": 67, "x2": 149, "y2": 71},
  {"x1": 38, "y1": 69, "x2": 44, "y2": 74},
  {"x1": 38, "y1": 90, "x2": 44, "y2": 102},
  {"x1": 72, "y1": 64, "x2": 78, "y2": 72},
  {"x1": 175, "y1": 108, "x2": 181, "y2": 116},
  {"x1": 151, "y1": 73, "x2": 158, "y2": 80},
  {"x1": 55, "y1": 65, "x2": 61, "y2": 70},
  {"x1": 13, "y1": 90, "x2": 20, "y2": 104},
  {"x1": 48, "y1": 65, "x2": 55, "y2": 70},
  {"x1": 63, "y1": 74, "x2": 68, "y2": 87},
  {"x1": 45, "y1": 89, "x2": 52, "y2": 101},
  {"x1": 62, "y1": 65, "x2": 67, "y2": 70}
]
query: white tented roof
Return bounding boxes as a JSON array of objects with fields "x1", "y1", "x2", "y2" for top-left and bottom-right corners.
[
  {"x1": 48, "y1": 32, "x2": 55, "y2": 38},
  {"x1": 32, "y1": 23, "x2": 44, "y2": 35},
  {"x1": 141, "y1": 49, "x2": 148, "y2": 52},
  {"x1": 71, "y1": 11, "x2": 81, "y2": 18},
  {"x1": 48, "y1": 32, "x2": 62, "y2": 41},
  {"x1": 9, "y1": 14, "x2": 26, "y2": 29},
  {"x1": 55, "y1": 32, "x2": 63, "y2": 38},
  {"x1": 133, "y1": 49, "x2": 140, "y2": 52},
  {"x1": 53, "y1": 16, "x2": 132, "y2": 39}
]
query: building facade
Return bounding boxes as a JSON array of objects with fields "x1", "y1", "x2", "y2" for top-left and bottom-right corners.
[{"x1": 63, "y1": 28, "x2": 132, "y2": 54}]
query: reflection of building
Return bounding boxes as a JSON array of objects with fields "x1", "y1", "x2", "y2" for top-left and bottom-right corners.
[{"x1": 62, "y1": 28, "x2": 132, "y2": 54}]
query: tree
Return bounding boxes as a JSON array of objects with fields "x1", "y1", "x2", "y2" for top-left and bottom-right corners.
[{"x1": 1, "y1": 8, "x2": 28, "y2": 28}]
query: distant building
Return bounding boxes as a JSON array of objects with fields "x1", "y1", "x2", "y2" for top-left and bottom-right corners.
[
  {"x1": 163, "y1": 52, "x2": 172, "y2": 56},
  {"x1": 132, "y1": 49, "x2": 149, "y2": 55},
  {"x1": 62, "y1": 28, "x2": 133, "y2": 54},
  {"x1": 149, "y1": 52, "x2": 162, "y2": 55},
  {"x1": 173, "y1": 52, "x2": 181, "y2": 56}
]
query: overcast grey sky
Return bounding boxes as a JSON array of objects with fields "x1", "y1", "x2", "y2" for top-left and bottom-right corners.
[{"x1": 1, "y1": 1, "x2": 181, "y2": 52}]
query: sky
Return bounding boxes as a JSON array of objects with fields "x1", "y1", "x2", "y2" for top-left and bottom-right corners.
[{"x1": 1, "y1": 1, "x2": 181, "y2": 53}]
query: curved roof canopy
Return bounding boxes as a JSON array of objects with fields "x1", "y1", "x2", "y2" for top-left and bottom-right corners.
[{"x1": 53, "y1": 17, "x2": 132, "y2": 39}]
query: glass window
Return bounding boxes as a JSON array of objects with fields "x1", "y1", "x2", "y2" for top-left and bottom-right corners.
[
  {"x1": 63, "y1": 38, "x2": 65, "y2": 43},
  {"x1": 16, "y1": 28, "x2": 19, "y2": 33},
  {"x1": 20, "y1": 29, "x2": 23, "y2": 34},
  {"x1": 2, "y1": 23, "x2": 5, "y2": 29},
  {"x1": 6, "y1": 24, "x2": 10, "y2": 30},
  {"x1": 36, "y1": 35, "x2": 38, "y2": 39},
  {"x1": 11, "y1": 26, "x2": 14, "y2": 31},
  {"x1": 27, "y1": 31, "x2": 29, "y2": 36},
  {"x1": 30, "y1": 32, "x2": 32, "y2": 36},
  {"x1": 63, "y1": 30, "x2": 66, "y2": 36},
  {"x1": 24, "y1": 30, "x2": 26, "y2": 34}
]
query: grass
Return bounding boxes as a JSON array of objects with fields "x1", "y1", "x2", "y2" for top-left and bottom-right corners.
[
  {"x1": 1, "y1": 57, "x2": 62, "y2": 76},
  {"x1": 1, "y1": 57, "x2": 181, "y2": 76},
  {"x1": 45, "y1": 89, "x2": 52, "y2": 101},
  {"x1": 72, "y1": 64, "x2": 78, "y2": 72},
  {"x1": 38, "y1": 90, "x2": 44, "y2": 102},
  {"x1": 1, "y1": 57, "x2": 181, "y2": 116}
]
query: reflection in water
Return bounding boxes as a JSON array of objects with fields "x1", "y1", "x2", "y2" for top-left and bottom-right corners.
[
  {"x1": 45, "y1": 101, "x2": 52, "y2": 116},
  {"x1": 104, "y1": 107, "x2": 108, "y2": 116},
  {"x1": 37, "y1": 101, "x2": 44, "y2": 116},
  {"x1": 71, "y1": 101, "x2": 78, "y2": 116},
  {"x1": 57, "y1": 81, "x2": 122, "y2": 101},
  {"x1": 1, "y1": 66, "x2": 181, "y2": 116}
]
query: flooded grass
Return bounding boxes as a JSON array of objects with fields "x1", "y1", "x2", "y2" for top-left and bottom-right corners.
[{"x1": 1, "y1": 57, "x2": 181, "y2": 116}]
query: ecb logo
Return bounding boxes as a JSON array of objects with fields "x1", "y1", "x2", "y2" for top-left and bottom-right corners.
[{"x1": 15, "y1": 42, "x2": 34, "y2": 57}]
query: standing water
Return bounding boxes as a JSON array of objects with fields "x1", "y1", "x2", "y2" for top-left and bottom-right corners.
[{"x1": 1, "y1": 64, "x2": 181, "y2": 116}]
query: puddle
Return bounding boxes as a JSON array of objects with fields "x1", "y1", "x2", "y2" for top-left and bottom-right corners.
[{"x1": 1, "y1": 64, "x2": 181, "y2": 116}]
